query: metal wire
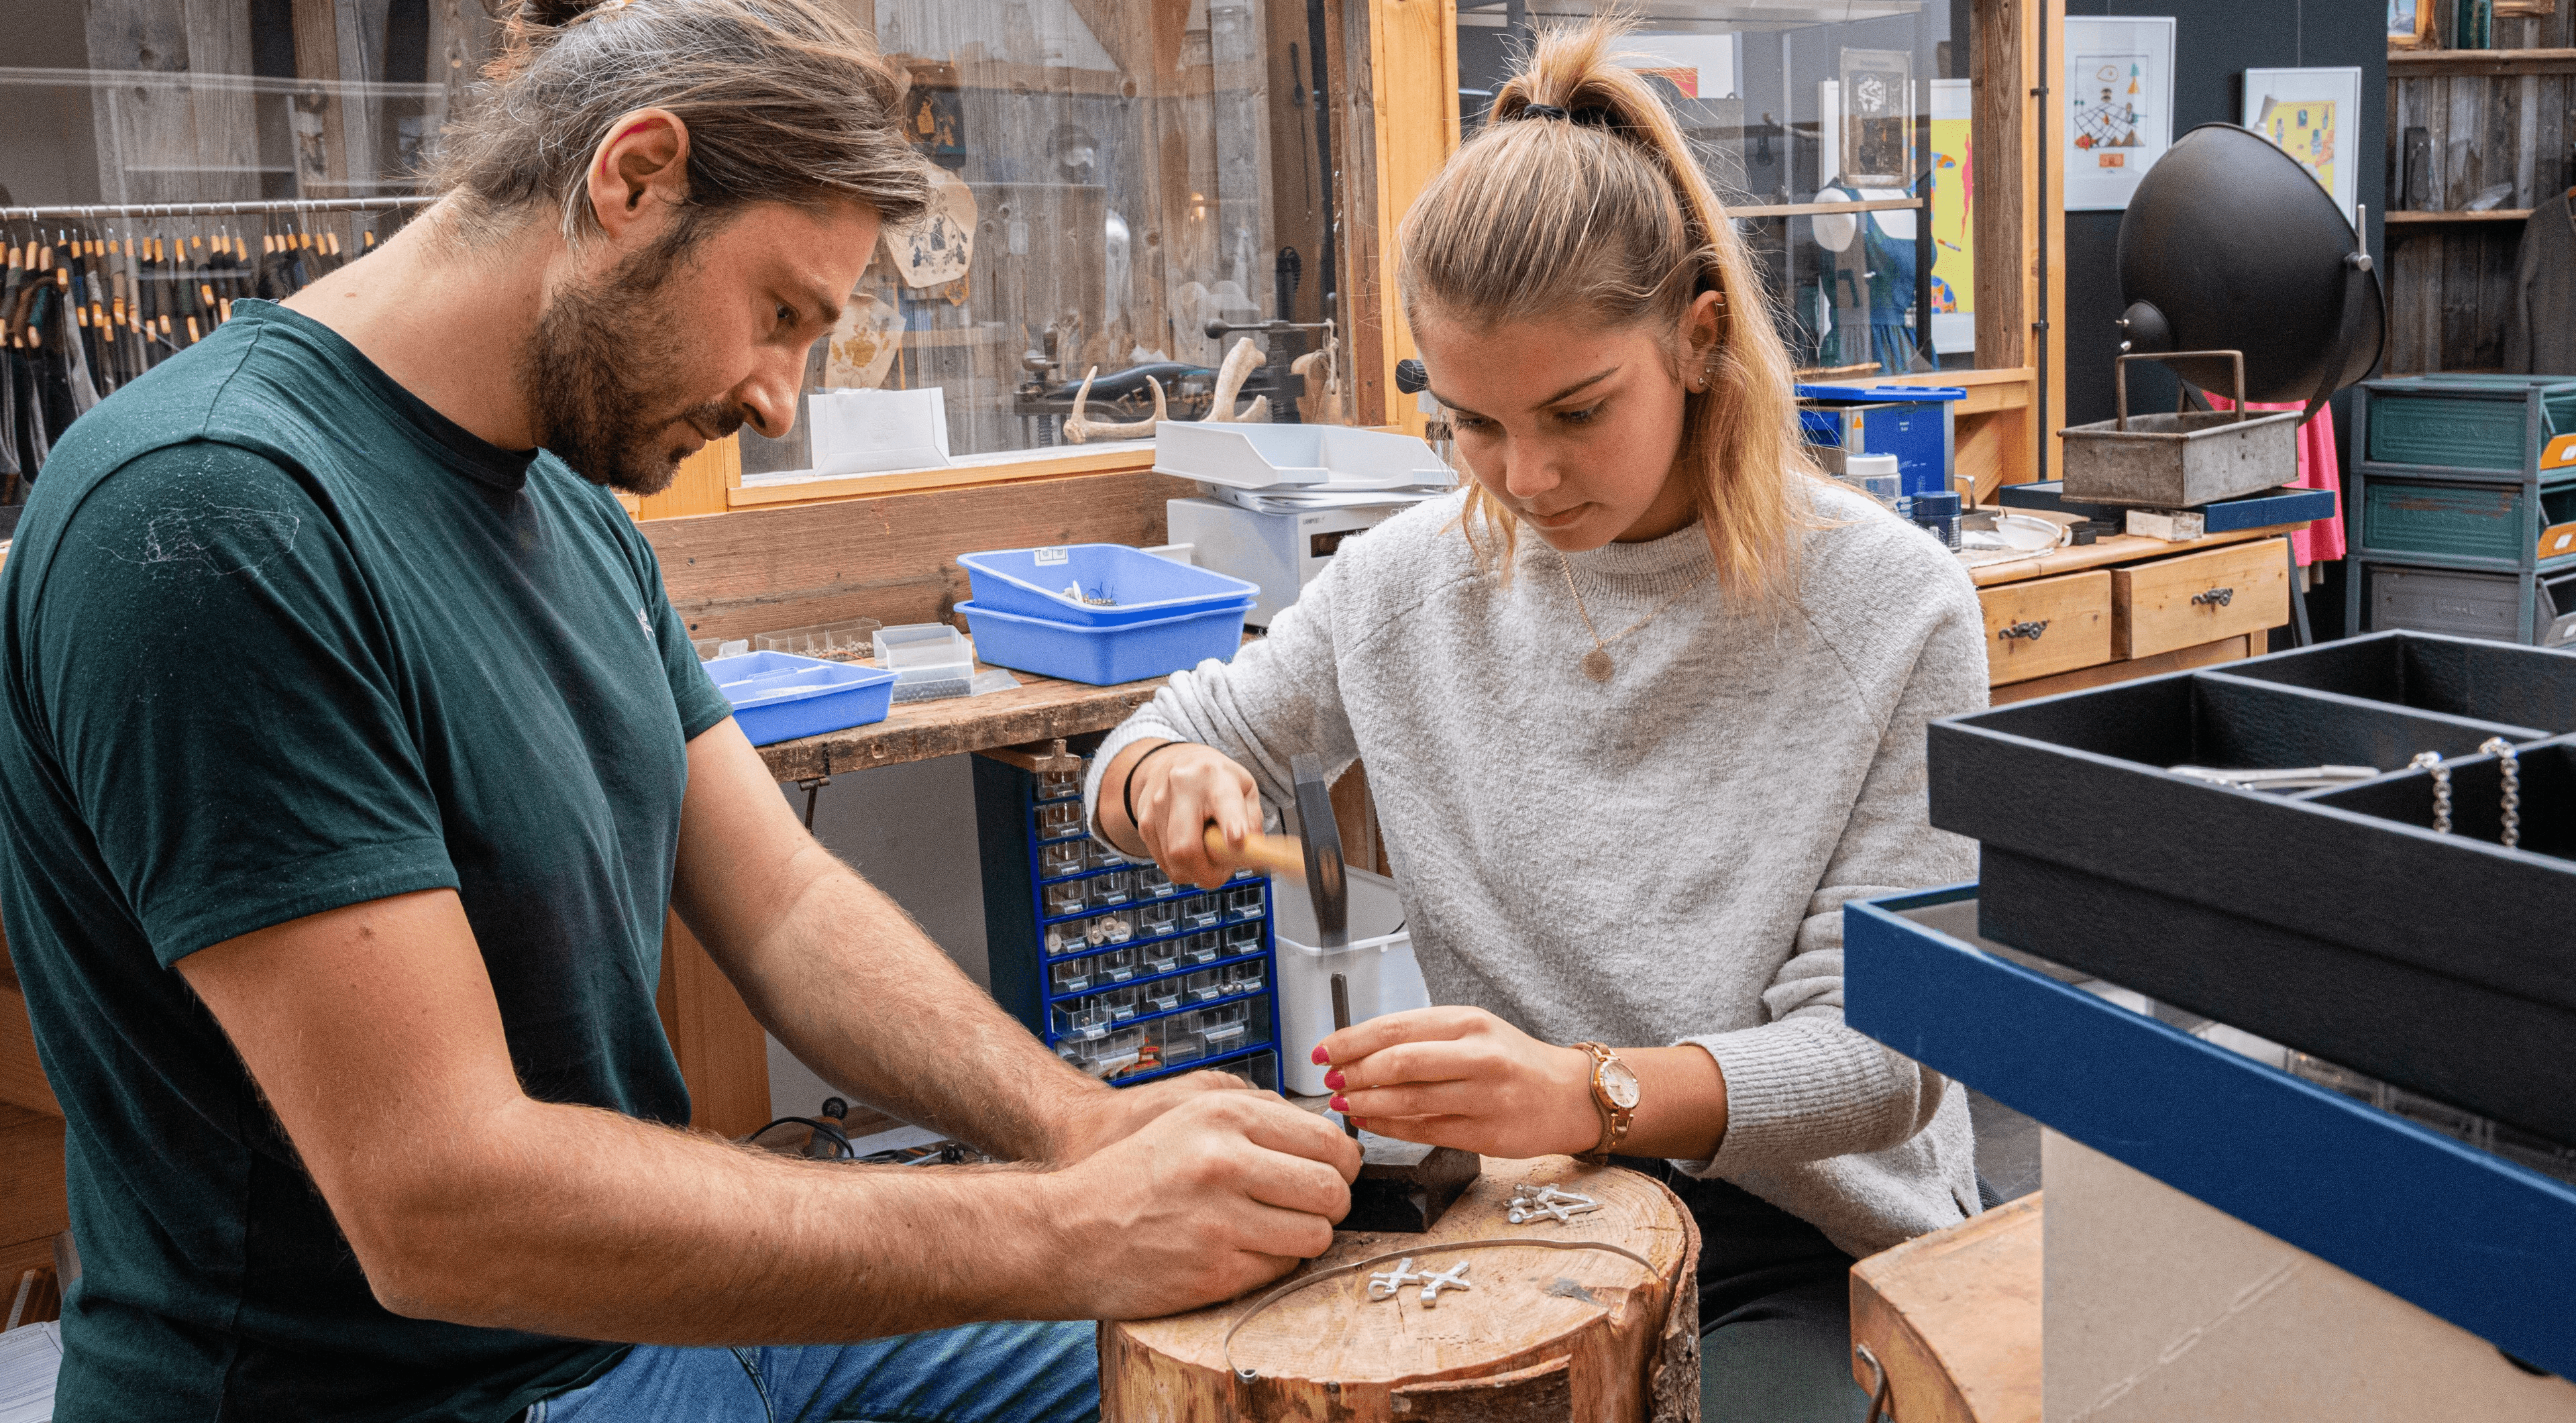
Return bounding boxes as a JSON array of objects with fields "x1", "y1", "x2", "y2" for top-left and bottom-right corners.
[{"x1": 0, "y1": 197, "x2": 434, "y2": 222}]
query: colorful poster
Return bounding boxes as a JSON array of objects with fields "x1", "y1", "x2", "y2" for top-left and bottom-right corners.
[
  {"x1": 2245, "y1": 68, "x2": 2364, "y2": 222},
  {"x1": 2063, "y1": 17, "x2": 2174, "y2": 210},
  {"x1": 1623, "y1": 34, "x2": 1737, "y2": 101},
  {"x1": 1929, "y1": 78, "x2": 1974, "y2": 357}
]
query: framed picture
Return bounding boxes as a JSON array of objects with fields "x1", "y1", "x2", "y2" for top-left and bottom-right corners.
[
  {"x1": 2387, "y1": 0, "x2": 2438, "y2": 48},
  {"x1": 1838, "y1": 48, "x2": 1916, "y2": 188},
  {"x1": 2063, "y1": 17, "x2": 2176, "y2": 211},
  {"x1": 2244, "y1": 67, "x2": 2365, "y2": 222}
]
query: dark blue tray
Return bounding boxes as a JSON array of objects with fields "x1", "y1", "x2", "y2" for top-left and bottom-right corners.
[{"x1": 1846, "y1": 885, "x2": 2576, "y2": 1379}]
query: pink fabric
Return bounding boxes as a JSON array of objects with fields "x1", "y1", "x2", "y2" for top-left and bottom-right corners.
[{"x1": 2206, "y1": 396, "x2": 2347, "y2": 565}]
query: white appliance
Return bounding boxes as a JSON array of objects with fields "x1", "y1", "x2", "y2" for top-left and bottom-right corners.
[
  {"x1": 1165, "y1": 495, "x2": 1417, "y2": 629},
  {"x1": 1152, "y1": 422, "x2": 1455, "y2": 628}
]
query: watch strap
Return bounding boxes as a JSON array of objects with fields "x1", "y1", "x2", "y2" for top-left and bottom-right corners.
[{"x1": 1572, "y1": 1041, "x2": 1631, "y2": 1166}]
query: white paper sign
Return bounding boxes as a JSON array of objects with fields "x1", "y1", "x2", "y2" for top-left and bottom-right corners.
[{"x1": 807, "y1": 386, "x2": 952, "y2": 476}]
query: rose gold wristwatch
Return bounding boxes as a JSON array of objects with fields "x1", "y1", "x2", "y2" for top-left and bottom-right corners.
[{"x1": 1572, "y1": 1041, "x2": 1640, "y2": 1165}]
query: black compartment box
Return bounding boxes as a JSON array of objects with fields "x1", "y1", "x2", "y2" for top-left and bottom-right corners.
[{"x1": 1928, "y1": 632, "x2": 2576, "y2": 1145}]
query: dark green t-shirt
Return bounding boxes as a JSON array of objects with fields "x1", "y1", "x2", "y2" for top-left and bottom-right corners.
[{"x1": 0, "y1": 301, "x2": 736, "y2": 1422}]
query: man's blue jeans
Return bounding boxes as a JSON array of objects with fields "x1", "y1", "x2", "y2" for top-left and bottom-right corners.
[{"x1": 527, "y1": 1320, "x2": 1099, "y2": 1422}]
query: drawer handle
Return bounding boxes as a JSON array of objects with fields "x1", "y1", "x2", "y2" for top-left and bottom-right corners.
[
  {"x1": 1997, "y1": 620, "x2": 2050, "y2": 643},
  {"x1": 2192, "y1": 586, "x2": 2236, "y2": 608}
]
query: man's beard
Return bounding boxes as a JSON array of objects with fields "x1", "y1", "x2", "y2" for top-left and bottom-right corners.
[{"x1": 521, "y1": 244, "x2": 744, "y2": 496}]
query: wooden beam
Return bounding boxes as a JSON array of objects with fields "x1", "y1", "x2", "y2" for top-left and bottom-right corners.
[
  {"x1": 642, "y1": 468, "x2": 1195, "y2": 643},
  {"x1": 1972, "y1": 0, "x2": 2028, "y2": 371},
  {"x1": 1364, "y1": 0, "x2": 1460, "y2": 441}
]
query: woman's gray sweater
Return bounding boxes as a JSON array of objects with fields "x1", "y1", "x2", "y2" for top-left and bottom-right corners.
[{"x1": 1083, "y1": 482, "x2": 1988, "y2": 1258}]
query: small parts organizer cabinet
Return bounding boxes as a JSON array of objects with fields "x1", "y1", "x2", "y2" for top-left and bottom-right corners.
[
  {"x1": 2347, "y1": 374, "x2": 2576, "y2": 647},
  {"x1": 975, "y1": 739, "x2": 1283, "y2": 1092}
]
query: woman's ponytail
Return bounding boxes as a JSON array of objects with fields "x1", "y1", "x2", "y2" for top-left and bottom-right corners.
[{"x1": 1399, "y1": 19, "x2": 1822, "y2": 604}]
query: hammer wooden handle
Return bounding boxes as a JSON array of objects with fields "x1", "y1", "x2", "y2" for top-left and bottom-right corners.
[{"x1": 1201, "y1": 825, "x2": 1305, "y2": 880}]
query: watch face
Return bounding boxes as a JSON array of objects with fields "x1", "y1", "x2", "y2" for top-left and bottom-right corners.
[{"x1": 1601, "y1": 1058, "x2": 1642, "y2": 1111}]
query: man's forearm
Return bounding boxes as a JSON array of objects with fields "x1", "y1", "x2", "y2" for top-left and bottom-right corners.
[
  {"x1": 702, "y1": 842, "x2": 1108, "y2": 1161},
  {"x1": 374, "y1": 1094, "x2": 1077, "y2": 1342}
]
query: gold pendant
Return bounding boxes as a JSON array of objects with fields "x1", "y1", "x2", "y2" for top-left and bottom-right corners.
[{"x1": 1580, "y1": 647, "x2": 1615, "y2": 682}]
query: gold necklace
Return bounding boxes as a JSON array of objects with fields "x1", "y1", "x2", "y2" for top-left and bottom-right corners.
[{"x1": 1554, "y1": 549, "x2": 1713, "y2": 682}]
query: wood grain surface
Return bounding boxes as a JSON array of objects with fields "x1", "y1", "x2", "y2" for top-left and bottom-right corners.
[
  {"x1": 2112, "y1": 537, "x2": 2290, "y2": 660},
  {"x1": 642, "y1": 469, "x2": 1195, "y2": 644},
  {"x1": 1978, "y1": 570, "x2": 2113, "y2": 686},
  {"x1": 1848, "y1": 1192, "x2": 2042, "y2": 1423},
  {"x1": 1103, "y1": 1156, "x2": 1698, "y2": 1422},
  {"x1": 1986, "y1": 634, "x2": 2253, "y2": 705}
]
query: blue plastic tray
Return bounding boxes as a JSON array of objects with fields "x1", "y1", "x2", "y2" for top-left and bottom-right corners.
[
  {"x1": 956, "y1": 598, "x2": 1249, "y2": 686},
  {"x1": 704, "y1": 650, "x2": 898, "y2": 745},
  {"x1": 957, "y1": 544, "x2": 1260, "y2": 627}
]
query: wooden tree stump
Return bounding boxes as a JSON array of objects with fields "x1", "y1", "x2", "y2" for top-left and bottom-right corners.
[{"x1": 1102, "y1": 1155, "x2": 1703, "y2": 1422}]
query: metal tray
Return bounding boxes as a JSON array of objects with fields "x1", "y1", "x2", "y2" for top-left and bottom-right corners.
[{"x1": 2060, "y1": 351, "x2": 2304, "y2": 507}]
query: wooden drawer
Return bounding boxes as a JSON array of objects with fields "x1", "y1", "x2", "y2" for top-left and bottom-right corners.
[
  {"x1": 2113, "y1": 537, "x2": 2290, "y2": 660},
  {"x1": 1980, "y1": 570, "x2": 2113, "y2": 686}
]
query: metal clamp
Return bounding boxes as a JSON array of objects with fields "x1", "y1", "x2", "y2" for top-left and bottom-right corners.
[
  {"x1": 2191, "y1": 586, "x2": 2236, "y2": 608},
  {"x1": 1997, "y1": 620, "x2": 2051, "y2": 643},
  {"x1": 2115, "y1": 349, "x2": 2248, "y2": 433}
]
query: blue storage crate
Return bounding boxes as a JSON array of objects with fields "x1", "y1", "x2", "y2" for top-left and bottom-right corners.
[
  {"x1": 704, "y1": 651, "x2": 897, "y2": 745},
  {"x1": 958, "y1": 543, "x2": 1260, "y2": 627},
  {"x1": 1798, "y1": 383, "x2": 1965, "y2": 496},
  {"x1": 957, "y1": 598, "x2": 1250, "y2": 686}
]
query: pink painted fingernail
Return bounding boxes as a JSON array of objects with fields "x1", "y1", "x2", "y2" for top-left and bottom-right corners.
[
  {"x1": 1310, "y1": 1047, "x2": 1330, "y2": 1065},
  {"x1": 1324, "y1": 1069, "x2": 1346, "y2": 1091},
  {"x1": 1329, "y1": 1095, "x2": 1349, "y2": 1113}
]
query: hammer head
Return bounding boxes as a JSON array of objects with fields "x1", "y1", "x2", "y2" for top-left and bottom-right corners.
[{"x1": 1289, "y1": 753, "x2": 1348, "y2": 951}]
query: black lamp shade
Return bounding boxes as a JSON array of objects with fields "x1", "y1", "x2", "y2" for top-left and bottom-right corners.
[{"x1": 2116, "y1": 123, "x2": 2385, "y2": 414}]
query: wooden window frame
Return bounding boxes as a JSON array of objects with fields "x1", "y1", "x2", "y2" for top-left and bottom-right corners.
[{"x1": 630, "y1": 0, "x2": 2065, "y2": 521}]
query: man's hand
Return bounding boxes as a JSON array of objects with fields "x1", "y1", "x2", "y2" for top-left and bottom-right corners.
[
  {"x1": 1037, "y1": 1091, "x2": 1362, "y2": 1318},
  {"x1": 1315, "y1": 1006, "x2": 1600, "y2": 1159},
  {"x1": 1041, "y1": 1067, "x2": 1254, "y2": 1164}
]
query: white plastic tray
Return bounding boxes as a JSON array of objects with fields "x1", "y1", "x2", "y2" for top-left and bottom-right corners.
[{"x1": 1153, "y1": 422, "x2": 1449, "y2": 492}]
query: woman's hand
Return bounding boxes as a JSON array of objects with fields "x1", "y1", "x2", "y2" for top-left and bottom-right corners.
[
  {"x1": 1104, "y1": 739, "x2": 1267, "y2": 890},
  {"x1": 1313, "y1": 1006, "x2": 1602, "y2": 1160}
]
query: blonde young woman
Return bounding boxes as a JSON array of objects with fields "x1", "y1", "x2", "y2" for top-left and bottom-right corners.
[{"x1": 1087, "y1": 21, "x2": 1987, "y2": 1418}]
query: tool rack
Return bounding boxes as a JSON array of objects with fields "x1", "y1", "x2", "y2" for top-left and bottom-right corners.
[
  {"x1": 975, "y1": 742, "x2": 1283, "y2": 1093},
  {"x1": 2343, "y1": 374, "x2": 2576, "y2": 646}
]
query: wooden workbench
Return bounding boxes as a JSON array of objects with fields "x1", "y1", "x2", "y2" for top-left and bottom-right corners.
[{"x1": 752, "y1": 657, "x2": 1169, "y2": 782}]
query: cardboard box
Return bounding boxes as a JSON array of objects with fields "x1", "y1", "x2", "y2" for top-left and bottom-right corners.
[{"x1": 2044, "y1": 1132, "x2": 2576, "y2": 1421}]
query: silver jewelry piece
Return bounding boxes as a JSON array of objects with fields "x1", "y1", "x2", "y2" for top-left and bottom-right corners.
[
  {"x1": 1365, "y1": 1258, "x2": 1425, "y2": 1301},
  {"x1": 2480, "y1": 737, "x2": 2521, "y2": 849},
  {"x1": 1416, "y1": 1262, "x2": 1472, "y2": 1308},
  {"x1": 2410, "y1": 751, "x2": 2452, "y2": 835},
  {"x1": 1507, "y1": 1182, "x2": 1602, "y2": 1226}
]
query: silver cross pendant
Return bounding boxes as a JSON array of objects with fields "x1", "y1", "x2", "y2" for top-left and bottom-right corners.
[
  {"x1": 1416, "y1": 1261, "x2": 1472, "y2": 1308},
  {"x1": 1507, "y1": 1182, "x2": 1603, "y2": 1225},
  {"x1": 1366, "y1": 1258, "x2": 1425, "y2": 1302}
]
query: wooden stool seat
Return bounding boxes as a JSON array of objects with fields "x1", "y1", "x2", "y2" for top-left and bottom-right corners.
[
  {"x1": 1848, "y1": 1192, "x2": 2043, "y2": 1423},
  {"x1": 1102, "y1": 1155, "x2": 1701, "y2": 1421}
]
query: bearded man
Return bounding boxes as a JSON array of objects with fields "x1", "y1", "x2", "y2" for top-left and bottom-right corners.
[{"x1": 0, "y1": 3, "x2": 1358, "y2": 1421}]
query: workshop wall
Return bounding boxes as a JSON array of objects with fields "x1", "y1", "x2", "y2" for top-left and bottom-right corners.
[
  {"x1": 2061, "y1": 0, "x2": 2387, "y2": 638},
  {"x1": 763, "y1": 757, "x2": 994, "y2": 1120}
]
